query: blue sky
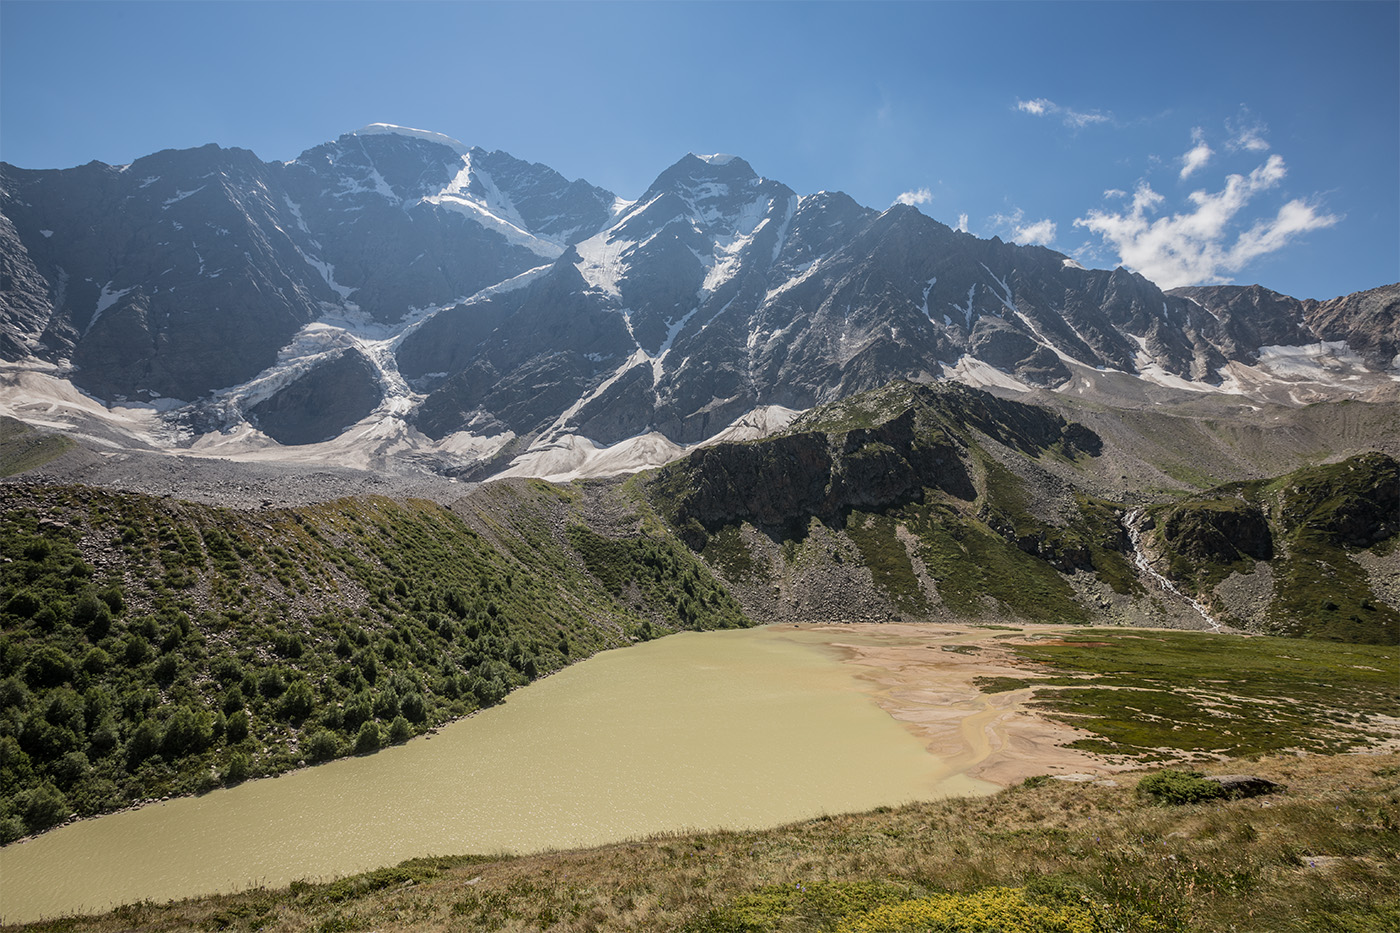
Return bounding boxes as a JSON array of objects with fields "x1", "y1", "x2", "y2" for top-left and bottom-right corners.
[{"x1": 2, "y1": 1, "x2": 1395, "y2": 300}]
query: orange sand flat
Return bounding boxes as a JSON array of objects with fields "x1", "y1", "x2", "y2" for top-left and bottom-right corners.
[{"x1": 780, "y1": 623, "x2": 1129, "y2": 786}]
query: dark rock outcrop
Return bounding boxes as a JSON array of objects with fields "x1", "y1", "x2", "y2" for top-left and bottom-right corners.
[
  {"x1": 660, "y1": 382, "x2": 1104, "y2": 547},
  {"x1": 1204, "y1": 774, "x2": 1286, "y2": 799},
  {"x1": 1160, "y1": 498, "x2": 1274, "y2": 565},
  {"x1": 247, "y1": 350, "x2": 383, "y2": 446}
]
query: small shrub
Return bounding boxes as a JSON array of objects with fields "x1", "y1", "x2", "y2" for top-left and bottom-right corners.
[
  {"x1": 354, "y1": 721, "x2": 381, "y2": 755},
  {"x1": 303, "y1": 730, "x2": 341, "y2": 763},
  {"x1": 23, "y1": 646, "x2": 75, "y2": 688},
  {"x1": 399, "y1": 691, "x2": 426, "y2": 723},
  {"x1": 278, "y1": 680, "x2": 315, "y2": 722},
  {"x1": 18, "y1": 783, "x2": 70, "y2": 834},
  {"x1": 224, "y1": 709, "x2": 250, "y2": 743},
  {"x1": 223, "y1": 752, "x2": 250, "y2": 785},
  {"x1": 4, "y1": 590, "x2": 42, "y2": 618},
  {"x1": 71, "y1": 593, "x2": 111, "y2": 631},
  {"x1": 1137, "y1": 769, "x2": 1226, "y2": 805},
  {"x1": 126, "y1": 718, "x2": 162, "y2": 766},
  {"x1": 0, "y1": 815, "x2": 25, "y2": 844},
  {"x1": 258, "y1": 668, "x2": 288, "y2": 699}
]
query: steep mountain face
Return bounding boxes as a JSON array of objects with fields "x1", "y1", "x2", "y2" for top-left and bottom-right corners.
[
  {"x1": 2, "y1": 125, "x2": 1396, "y2": 478},
  {"x1": 399, "y1": 150, "x2": 1397, "y2": 455},
  {"x1": 0, "y1": 146, "x2": 332, "y2": 401},
  {"x1": 0, "y1": 124, "x2": 618, "y2": 435}
]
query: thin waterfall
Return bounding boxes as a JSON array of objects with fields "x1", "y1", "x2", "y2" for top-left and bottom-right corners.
[{"x1": 1124, "y1": 508, "x2": 1223, "y2": 632}]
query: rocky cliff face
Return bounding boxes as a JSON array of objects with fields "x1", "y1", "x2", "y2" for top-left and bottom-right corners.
[
  {"x1": 659, "y1": 382, "x2": 1096, "y2": 547},
  {"x1": 1305, "y1": 285, "x2": 1400, "y2": 372}
]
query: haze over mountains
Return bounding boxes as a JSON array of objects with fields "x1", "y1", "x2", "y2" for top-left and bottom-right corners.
[{"x1": 1, "y1": 123, "x2": 1396, "y2": 482}]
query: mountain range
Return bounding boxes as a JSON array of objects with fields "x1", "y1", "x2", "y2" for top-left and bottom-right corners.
[{"x1": 2, "y1": 123, "x2": 1396, "y2": 482}]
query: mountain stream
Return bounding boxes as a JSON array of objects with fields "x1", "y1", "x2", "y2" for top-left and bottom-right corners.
[{"x1": 1124, "y1": 508, "x2": 1223, "y2": 631}]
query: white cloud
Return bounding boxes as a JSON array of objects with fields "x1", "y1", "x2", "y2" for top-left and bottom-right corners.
[
  {"x1": 1014, "y1": 218, "x2": 1057, "y2": 246},
  {"x1": 1179, "y1": 127, "x2": 1213, "y2": 179},
  {"x1": 1014, "y1": 97, "x2": 1110, "y2": 128},
  {"x1": 1073, "y1": 153, "x2": 1339, "y2": 289},
  {"x1": 1226, "y1": 113, "x2": 1271, "y2": 152},
  {"x1": 1230, "y1": 126, "x2": 1270, "y2": 152},
  {"x1": 955, "y1": 212, "x2": 969, "y2": 233},
  {"x1": 894, "y1": 187, "x2": 932, "y2": 207},
  {"x1": 991, "y1": 208, "x2": 1058, "y2": 246}
]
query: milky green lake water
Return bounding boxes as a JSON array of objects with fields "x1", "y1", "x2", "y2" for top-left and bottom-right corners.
[{"x1": 0, "y1": 626, "x2": 996, "y2": 924}]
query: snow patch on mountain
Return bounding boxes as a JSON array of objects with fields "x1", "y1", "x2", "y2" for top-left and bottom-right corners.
[
  {"x1": 920, "y1": 277, "x2": 937, "y2": 320},
  {"x1": 0, "y1": 367, "x2": 189, "y2": 449},
  {"x1": 574, "y1": 231, "x2": 634, "y2": 298},
  {"x1": 545, "y1": 349, "x2": 652, "y2": 438},
  {"x1": 493, "y1": 432, "x2": 685, "y2": 483},
  {"x1": 495, "y1": 402, "x2": 798, "y2": 482},
  {"x1": 941, "y1": 356, "x2": 1034, "y2": 393},
  {"x1": 1125, "y1": 333, "x2": 1223, "y2": 394},
  {"x1": 299, "y1": 251, "x2": 357, "y2": 301},
  {"x1": 85, "y1": 283, "x2": 134, "y2": 336},
  {"x1": 699, "y1": 405, "x2": 801, "y2": 444},
  {"x1": 427, "y1": 193, "x2": 564, "y2": 259},
  {"x1": 355, "y1": 123, "x2": 472, "y2": 156},
  {"x1": 161, "y1": 186, "x2": 205, "y2": 208},
  {"x1": 1255, "y1": 341, "x2": 1394, "y2": 384},
  {"x1": 702, "y1": 200, "x2": 772, "y2": 295}
]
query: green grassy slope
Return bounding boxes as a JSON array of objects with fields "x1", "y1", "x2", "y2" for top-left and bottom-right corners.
[
  {"x1": 0, "y1": 417, "x2": 76, "y2": 478},
  {"x1": 0, "y1": 480, "x2": 749, "y2": 842}
]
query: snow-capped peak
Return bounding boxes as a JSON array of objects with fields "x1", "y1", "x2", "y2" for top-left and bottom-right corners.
[
  {"x1": 696, "y1": 153, "x2": 737, "y2": 166},
  {"x1": 355, "y1": 123, "x2": 472, "y2": 156}
]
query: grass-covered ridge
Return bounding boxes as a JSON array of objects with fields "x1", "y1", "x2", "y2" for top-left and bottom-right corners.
[
  {"x1": 0, "y1": 480, "x2": 751, "y2": 842},
  {"x1": 648, "y1": 383, "x2": 1398, "y2": 638},
  {"x1": 0, "y1": 417, "x2": 76, "y2": 478},
  {"x1": 11, "y1": 750, "x2": 1397, "y2": 932}
]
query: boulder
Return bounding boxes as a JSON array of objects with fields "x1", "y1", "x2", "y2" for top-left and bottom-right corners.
[{"x1": 1203, "y1": 774, "x2": 1285, "y2": 799}]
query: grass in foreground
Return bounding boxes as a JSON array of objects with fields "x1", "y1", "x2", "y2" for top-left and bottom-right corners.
[{"x1": 7, "y1": 751, "x2": 1397, "y2": 932}]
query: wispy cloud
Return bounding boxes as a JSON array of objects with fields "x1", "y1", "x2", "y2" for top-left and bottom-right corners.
[
  {"x1": 955, "y1": 213, "x2": 969, "y2": 233},
  {"x1": 1074, "y1": 152, "x2": 1339, "y2": 289},
  {"x1": 1015, "y1": 97, "x2": 1110, "y2": 128},
  {"x1": 1227, "y1": 120, "x2": 1270, "y2": 153},
  {"x1": 991, "y1": 208, "x2": 1057, "y2": 246},
  {"x1": 1179, "y1": 127, "x2": 1213, "y2": 180},
  {"x1": 894, "y1": 187, "x2": 932, "y2": 207}
]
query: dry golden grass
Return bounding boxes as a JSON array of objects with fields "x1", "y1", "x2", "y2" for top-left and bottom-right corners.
[{"x1": 8, "y1": 750, "x2": 1398, "y2": 933}]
